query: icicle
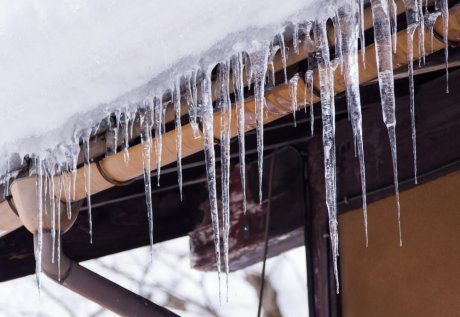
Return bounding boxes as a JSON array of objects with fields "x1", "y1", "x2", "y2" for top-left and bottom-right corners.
[
  {"x1": 314, "y1": 19, "x2": 339, "y2": 292},
  {"x1": 332, "y1": 11, "x2": 344, "y2": 72},
  {"x1": 105, "y1": 113, "x2": 119, "y2": 157},
  {"x1": 359, "y1": 0, "x2": 366, "y2": 66},
  {"x1": 340, "y1": 2, "x2": 368, "y2": 246},
  {"x1": 46, "y1": 159, "x2": 56, "y2": 263},
  {"x1": 186, "y1": 72, "x2": 201, "y2": 139},
  {"x1": 232, "y1": 53, "x2": 248, "y2": 214},
  {"x1": 437, "y1": 0, "x2": 449, "y2": 93},
  {"x1": 371, "y1": 0, "x2": 402, "y2": 246},
  {"x1": 63, "y1": 167, "x2": 72, "y2": 220},
  {"x1": 35, "y1": 157, "x2": 43, "y2": 292},
  {"x1": 244, "y1": 53, "x2": 253, "y2": 90},
  {"x1": 267, "y1": 44, "x2": 280, "y2": 87},
  {"x1": 154, "y1": 97, "x2": 163, "y2": 187},
  {"x1": 121, "y1": 110, "x2": 131, "y2": 165},
  {"x1": 289, "y1": 73, "x2": 300, "y2": 127},
  {"x1": 417, "y1": 0, "x2": 426, "y2": 66},
  {"x1": 57, "y1": 173, "x2": 63, "y2": 281},
  {"x1": 405, "y1": 0, "x2": 421, "y2": 183},
  {"x1": 251, "y1": 48, "x2": 270, "y2": 204},
  {"x1": 305, "y1": 70, "x2": 315, "y2": 136},
  {"x1": 140, "y1": 103, "x2": 154, "y2": 255},
  {"x1": 278, "y1": 33, "x2": 288, "y2": 84},
  {"x1": 82, "y1": 129, "x2": 93, "y2": 244},
  {"x1": 70, "y1": 140, "x2": 79, "y2": 201},
  {"x1": 425, "y1": 12, "x2": 441, "y2": 53},
  {"x1": 293, "y1": 24, "x2": 300, "y2": 55},
  {"x1": 201, "y1": 70, "x2": 222, "y2": 297},
  {"x1": 218, "y1": 62, "x2": 231, "y2": 300},
  {"x1": 389, "y1": 0, "x2": 398, "y2": 53},
  {"x1": 407, "y1": 23, "x2": 419, "y2": 184},
  {"x1": 174, "y1": 79, "x2": 183, "y2": 200}
]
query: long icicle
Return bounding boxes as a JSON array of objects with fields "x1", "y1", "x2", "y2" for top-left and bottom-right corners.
[
  {"x1": 83, "y1": 129, "x2": 93, "y2": 244},
  {"x1": 314, "y1": 19, "x2": 339, "y2": 292},
  {"x1": 340, "y1": 1, "x2": 369, "y2": 246},
  {"x1": 219, "y1": 62, "x2": 231, "y2": 301},
  {"x1": 140, "y1": 104, "x2": 154, "y2": 255},
  {"x1": 202, "y1": 69, "x2": 222, "y2": 298},
  {"x1": 232, "y1": 53, "x2": 247, "y2": 214},
  {"x1": 174, "y1": 79, "x2": 183, "y2": 200},
  {"x1": 371, "y1": 0, "x2": 402, "y2": 246},
  {"x1": 154, "y1": 97, "x2": 163, "y2": 187},
  {"x1": 405, "y1": 0, "x2": 421, "y2": 184},
  {"x1": 36, "y1": 157, "x2": 43, "y2": 292},
  {"x1": 251, "y1": 48, "x2": 270, "y2": 204}
]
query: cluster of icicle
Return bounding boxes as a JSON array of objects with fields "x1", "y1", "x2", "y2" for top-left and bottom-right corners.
[{"x1": 3, "y1": 0, "x2": 450, "y2": 296}]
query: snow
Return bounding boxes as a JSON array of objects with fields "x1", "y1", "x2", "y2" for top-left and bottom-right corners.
[{"x1": 0, "y1": 0, "x2": 340, "y2": 161}]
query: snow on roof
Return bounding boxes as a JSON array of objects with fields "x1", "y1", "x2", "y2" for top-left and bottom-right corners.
[{"x1": 0, "y1": 0, "x2": 340, "y2": 161}]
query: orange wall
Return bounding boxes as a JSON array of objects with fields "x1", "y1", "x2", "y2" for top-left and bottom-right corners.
[{"x1": 339, "y1": 170, "x2": 460, "y2": 317}]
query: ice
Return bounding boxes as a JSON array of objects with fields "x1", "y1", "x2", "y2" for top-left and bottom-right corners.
[
  {"x1": 218, "y1": 62, "x2": 231, "y2": 299},
  {"x1": 278, "y1": 33, "x2": 289, "y2": 84},
  {"x1": 186, "y1": 73, "x2": 201, "y2": 139},
  {"x1": 314, "y1": 19, "x2": 339, "y2": 291},
  {"x1": 436, "y1": 0, "x2": 449, "y2": 93},
  {"x1": 390, "y1": 0, "x2": 398, "y2": 53},
  {"x1": 268, "y1": 44, "x2": 281, "y2": 87},
  {"x1": 201, "y1": 71, "x2": 222, "y2": 296},
  {"x1": 154, "y1": 98, "x2": 163, "y2": 187},
  {"x1": 251, "y1": 48, "x2": 270, "y2": 204},
  {"x1": 121, "y1": 110, "x2": 131, "y2": 165},
  {"x1": 232, "y1": 53, "x2": 248, "y2": 214},
  {"x1": 425, "y1": 12, "x2": 442, "y2": 53},
  {"x1": 82, "y1": 129, "x2": 93, "y2": 244},
  {"x1": 139, "y1": 106, "x2": 154, "y2": 254},
  {"x1": 305, "y1": 70, "x2": 315, "y2": 136},
  {"x1": 174, "y1": 80, "x2": 183, "y2": 200},
  {"x1": 339, "y1": 2, "x2": 368, "y2": 245},
  {"x1": 289, "y1": 73, "x2": 300, "y2": 127},
  {"x1": 35, "y1": 158, "x2": 43, "y2": 291},
  {"x1": 371, "y1": 0, "x2": 402, "y2": 246},
  {"x1": 404, "y1": 0, "x2": 422, "y2": 183},
  {"x1": 44, "y1": 157, "x2": 57, "y2": 262}
]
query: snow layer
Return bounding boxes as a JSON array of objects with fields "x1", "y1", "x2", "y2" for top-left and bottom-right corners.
[{"x1": 0, "y1": 0, "x2": 341, "y2": 160}]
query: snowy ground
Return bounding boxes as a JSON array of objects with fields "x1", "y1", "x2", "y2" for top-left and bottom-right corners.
[{"x1": 0, "y1": 238, "x2": 308, "y2": 317}]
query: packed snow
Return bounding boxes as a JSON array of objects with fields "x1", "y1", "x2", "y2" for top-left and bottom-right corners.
[{"x1": 0, "y1": 0, "x2": 341, "y2": 160}]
